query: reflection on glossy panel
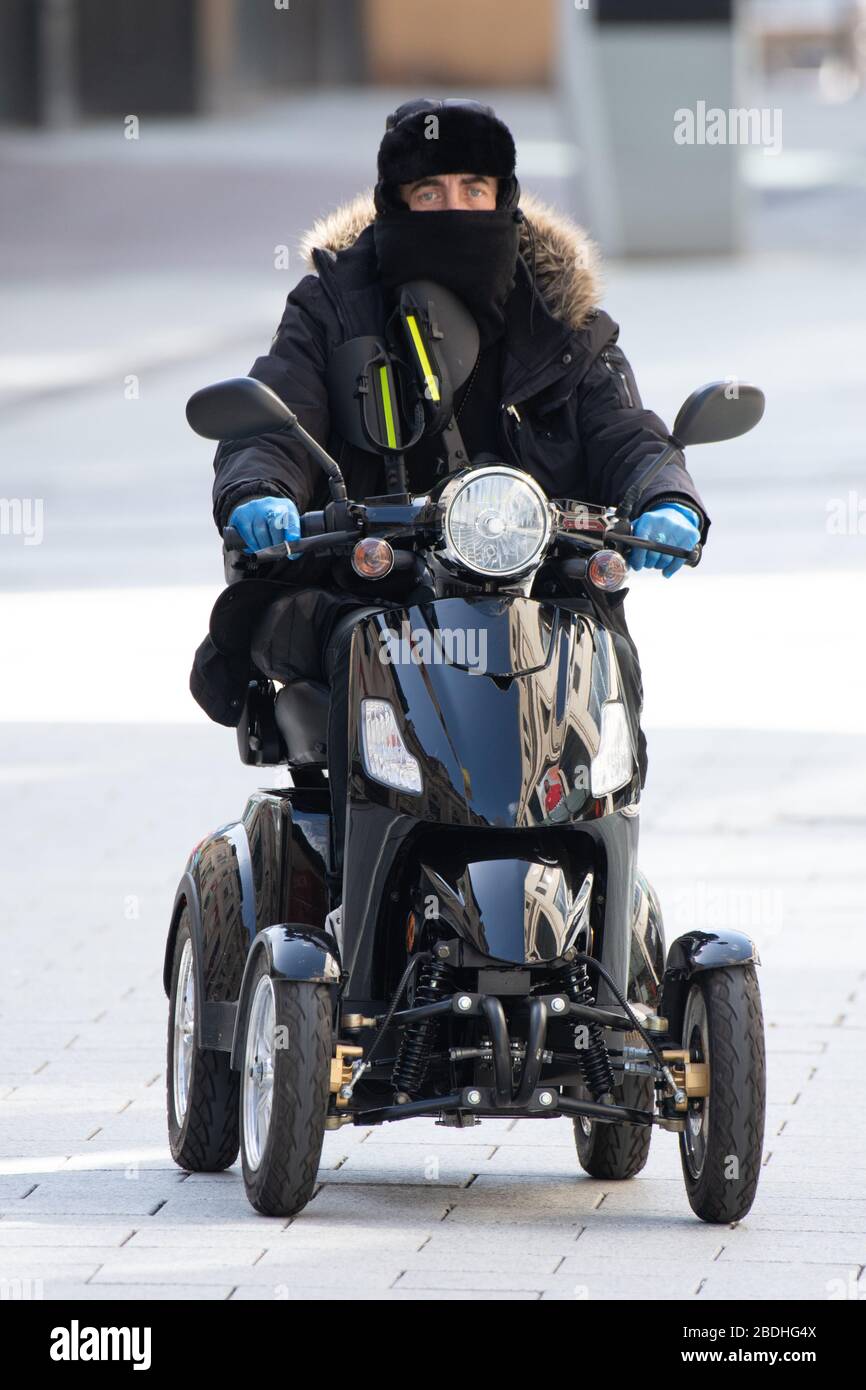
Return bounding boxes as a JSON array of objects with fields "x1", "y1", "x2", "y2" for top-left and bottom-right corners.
[{"x1": 347, "y1": 597, "x2": 638, "y2": 832}]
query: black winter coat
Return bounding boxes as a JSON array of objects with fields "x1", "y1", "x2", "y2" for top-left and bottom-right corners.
[
  {"x1": 212, "y1": 191, "x2": 709, "y2": 538},
  {"x1": 194, "y1": 193, "x2": 709, "y2": 732}
]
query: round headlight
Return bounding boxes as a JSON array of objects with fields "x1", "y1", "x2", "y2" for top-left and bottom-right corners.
[{"x1": 441, "y1": 466, "x2": 552, "y2": 578}]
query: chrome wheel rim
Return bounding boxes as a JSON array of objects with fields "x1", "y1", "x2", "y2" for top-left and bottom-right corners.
[
  {"x1": 682, "y1": 985, "x2": 710, "y2": 1180},
  {"x1": 578, "y1": 1115, "x2": 593, "y2": 1138},
  {"x1": 243, "y1": 975, "x2": 276, "y2": 1171},
  {"x1": 172, "y1": 938, "x2": 195, "y2": 1126}
]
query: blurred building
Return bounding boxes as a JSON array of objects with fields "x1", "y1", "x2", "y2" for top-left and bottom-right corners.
[
  {"x1": 750, "y1": 1, "x2": 866, "y2": 74},
  {"x1": 364, "y1": 0, "x2": 554, "y2": 85},
  {"x1": 0, "y1": 0, "x2": 556, "y2": 126},
  {"x1": 4, "y1": 1, "x2": 864, "y2": 125}
]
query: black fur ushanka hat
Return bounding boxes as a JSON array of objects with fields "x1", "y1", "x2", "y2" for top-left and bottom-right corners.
[{"x1": 375, "y1": 98, "x2": 518, "y2": 213}]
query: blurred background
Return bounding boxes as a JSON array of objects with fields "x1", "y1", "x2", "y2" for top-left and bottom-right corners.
[{"x1": 0, "y1": 0, "x2": 864, "y2": 1292}]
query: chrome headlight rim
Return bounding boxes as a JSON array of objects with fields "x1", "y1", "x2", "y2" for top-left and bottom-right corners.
[{"x1": 438, "y1": 464, "x2": 553, "y2": 579}]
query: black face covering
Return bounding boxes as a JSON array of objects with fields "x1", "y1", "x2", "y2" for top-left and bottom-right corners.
[{"x1": 374, "y1": 208, "x2": 521, "y2": 348}]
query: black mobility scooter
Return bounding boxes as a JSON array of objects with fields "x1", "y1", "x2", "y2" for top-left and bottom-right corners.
[{"x1": 164, "y1": 282, "x2": 766, "y2": 1221}]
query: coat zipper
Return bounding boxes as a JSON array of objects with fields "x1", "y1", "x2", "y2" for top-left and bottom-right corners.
[
  {"x1": 601, "y1": 349, "x2": 635, "y2": 408},
  {"x1": 501, "y1": 402, "x2": 523, "y2": 466}
]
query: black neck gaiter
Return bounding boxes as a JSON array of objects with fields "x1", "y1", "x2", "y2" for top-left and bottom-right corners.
[{"x1": 374, "y1": 208, "x2": 521, "y2": 348}]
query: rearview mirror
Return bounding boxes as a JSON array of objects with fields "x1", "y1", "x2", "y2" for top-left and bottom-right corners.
[
  {"x1": 186, "y1": 377, "x2": 292, "y2": 441},
  {"x1": 673, "y1": 382, "x2": 765, "y2": 448}
]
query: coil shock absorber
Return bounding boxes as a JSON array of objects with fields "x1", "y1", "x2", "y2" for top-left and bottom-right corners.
[
  {"x1": 562, "y1": 960, "x2": 616, "y2": 1101},
  {"x1": 392, "y1": 958, "x2": 455, "y2": 1097}
]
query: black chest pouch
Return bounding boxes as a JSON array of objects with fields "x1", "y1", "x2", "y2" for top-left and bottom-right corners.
[{"x1": 325, "y1": 280, "x2": 480, "y2": 495}]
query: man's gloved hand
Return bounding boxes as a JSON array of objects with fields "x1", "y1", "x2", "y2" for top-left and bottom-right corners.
[
  {"x1": 226, "y1": 496, "x2": 301, "y2": 555},
  {"x1": 629, "y1": 503, "x2": 701, "y2": 579}
]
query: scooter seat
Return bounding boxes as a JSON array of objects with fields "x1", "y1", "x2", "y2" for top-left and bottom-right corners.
[{"x1": 274, "y1": 680, "x2": 329, "y2": 767}]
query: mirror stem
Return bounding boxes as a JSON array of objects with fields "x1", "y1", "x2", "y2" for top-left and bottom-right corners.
[
  {"x1": 618, "y1": 440, "x2": 680, "y2": 521},
  {"x1": 282, "y1": 410, "x2": 348, "y2": 502}
]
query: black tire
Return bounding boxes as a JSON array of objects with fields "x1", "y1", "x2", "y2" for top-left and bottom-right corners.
[
  {"x1": 572, "y1": 1030, "x2": 654, "y2": 1180},
  {"x1": 679, "y1": 965, "x2": 766, "y2": 1223},
  {"x1": 239, "y1": 954, "x2": 332, "y2": 1217},
  {"x1": 166, "y1": 909, "x2": 239, "y2": 1172}
]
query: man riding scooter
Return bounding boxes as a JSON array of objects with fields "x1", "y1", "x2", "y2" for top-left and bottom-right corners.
[{"x1": 191, "y1": 98, "x2": 708, "y2": 885}]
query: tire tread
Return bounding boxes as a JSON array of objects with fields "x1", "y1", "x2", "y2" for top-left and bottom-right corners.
[
  {"x1": 681, "y1": 965, "x2": 766, "y2": 1223},
  {"x1": 166, "y1": 912, "x2": 240, "y2": 1173},
  {"x1": 573, "y1": 1030, "x2": 654, "y2": 1180},
  {"x1": 242, "y1": 974, "x2": 332, "y2": 1218}
]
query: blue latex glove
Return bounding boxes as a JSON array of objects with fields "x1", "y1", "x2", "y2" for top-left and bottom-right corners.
[
  {"x1": 629, "y1": 503, "x2": 700, "y2": 579},
  {"x1": 226, "y1": 496, "x2": 301, "y2": 555}
]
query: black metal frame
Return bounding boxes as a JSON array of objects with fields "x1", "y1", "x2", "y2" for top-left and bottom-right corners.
[{"x1": 346, "y1": 988, "x2": 660, "y2": 1130}]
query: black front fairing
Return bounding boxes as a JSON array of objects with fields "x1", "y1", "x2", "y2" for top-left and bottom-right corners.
[
  {"x1": 417, "y1": 853, "x2": 594, "y2": 964},
  {"x1": 347, "y1": 595, "x2": 638, "y2": 830}
]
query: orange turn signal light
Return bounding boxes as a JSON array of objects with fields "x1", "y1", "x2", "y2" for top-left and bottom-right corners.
[
  {"x1": 587, "y1": 548, "x2": 628, "y2": 592},
  {"x1": 351, "y1": 537, "x2": 395, "y2": 579}
]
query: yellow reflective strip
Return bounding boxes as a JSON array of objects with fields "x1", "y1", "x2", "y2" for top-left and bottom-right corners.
[
  {"x1": 405, "y1": 314, "x2": 441, "y2": 403},
  {"x1": 378, "y1": 364, "x2": 397, "y2": 448}
]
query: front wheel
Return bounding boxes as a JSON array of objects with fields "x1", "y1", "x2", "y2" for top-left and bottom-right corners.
[
  {"x1": 679, "y1": 965, "x2": 766, "y2": 1223},
  {"x1": 239, "y1": 956, "x2": 333, "y2": 1217}
]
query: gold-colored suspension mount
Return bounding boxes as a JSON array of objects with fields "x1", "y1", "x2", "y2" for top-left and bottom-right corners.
[
  {"x1": 661, "y1": 1048, "x2": 709, "y2": 1110},
  {"x1": 329, "y1": 1043, "x2": 363, "y2": 1108}
]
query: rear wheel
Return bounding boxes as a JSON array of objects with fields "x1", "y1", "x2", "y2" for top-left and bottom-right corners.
[
  {"x1": 239, "y1": 955, "x2": 332, "y2": 1217},
  {"x1": 679, "y1": 965, "x2": 766, "y2": 1223},
  {"x1": 166, "y1": 909, "x2": 239, "y2": 1171},
  {"x1": 572, "y1": 1030, "x2": 654, "y2": 1180}
]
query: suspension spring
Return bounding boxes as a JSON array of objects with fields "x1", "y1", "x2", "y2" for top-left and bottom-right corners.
[
  {"x1": 562, "y1": 960, "x2": 616, "y2": 1101},
  {"x1": 392, "y1": 958, "x2": 455, "y2": 1097}
]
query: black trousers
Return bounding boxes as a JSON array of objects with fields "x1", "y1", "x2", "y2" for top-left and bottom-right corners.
[
  {"x1": 250, "y1": 587, "x2": 378, "y2": 880},
  {"x1": 251, "y1": 588, "x2": 648, "y2": 882}
]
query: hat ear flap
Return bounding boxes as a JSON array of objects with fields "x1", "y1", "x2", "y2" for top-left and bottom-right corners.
[
  {"x1": 374, "y1": 181, "x2": 409, "y2": 215},
  {"x1": 498, "y1": 175, "x2": 520, "y2": 210}
]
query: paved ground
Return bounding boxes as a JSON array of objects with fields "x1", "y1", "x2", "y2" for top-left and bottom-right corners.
[{"x1": 1, "y1": 82, "x2": 865, "y2": 1301}]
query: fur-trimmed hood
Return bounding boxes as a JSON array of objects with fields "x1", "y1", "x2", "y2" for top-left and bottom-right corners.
[{"x1": 298, "y1": 190, "x2": 602, "y2": 333}]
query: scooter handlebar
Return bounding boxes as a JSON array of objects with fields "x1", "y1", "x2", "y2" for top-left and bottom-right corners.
[
  {"x1": 605, "y1": 530, "x2": 702, "y2": 568},
  {"x1": 225, "y1": 528, "x2": 363, "y2": 570},
  {"x1": 224, "y1": 500, "x2": 703, "y2": 572}
]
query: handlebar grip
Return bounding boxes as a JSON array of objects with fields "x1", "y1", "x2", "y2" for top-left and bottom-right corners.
[
  {"x1": 606, "y1": 530, "x2": 702, "y2": 568},
  {"x1": 230, "y1": 529, "x2": 363, "y2": 572}
]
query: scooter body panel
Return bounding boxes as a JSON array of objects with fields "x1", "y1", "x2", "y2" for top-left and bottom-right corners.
[
  {"x1": 345, "y1": 597, "x2": 639, "y2": 832},
  {"x1": 417, "y1": 854, "x2": 593, "y2": 965},
  {"x1": 339, "y1": 596, "x2": 641, "y2": 1005},
  {"x1": 163, "y1": 789, "x2": 332, "y2": 1047},
  {"x1": 629, "y1": 870, "x2": 667, "y2": 1007}
]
